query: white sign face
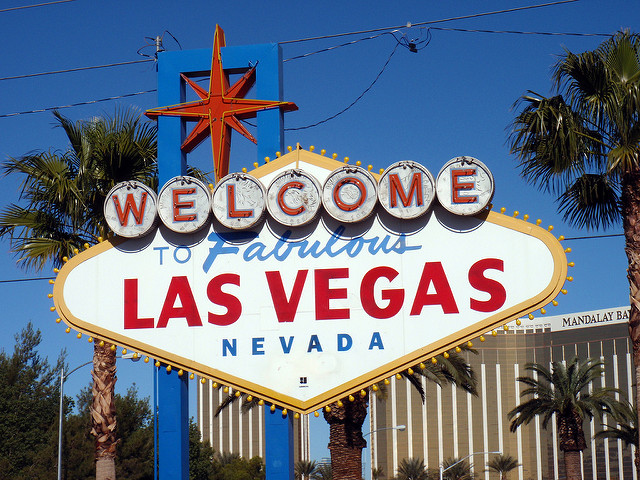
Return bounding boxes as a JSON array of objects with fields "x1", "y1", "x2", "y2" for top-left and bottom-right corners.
[
  {"x1": 212, "y1": 173, "x2": 266, "y2": 230},
  {"x1": 104, "y1": 181, "x2": 158, "y2": 238},
  {"x1": 436, "y1": 157, "x2": 494, "y2": 216},
  {"x1": 157, "y1": 176, "x2": 211, "y2": 233},
  {"x1": 54, "y1": 203, "x2": 566, "y2": 413},
  {"x1": 377, "y1": 161, "x2": 435, "y2": 219},
  {"x1": 266, "y1": 169, "x2": 322, "y2": 227}
]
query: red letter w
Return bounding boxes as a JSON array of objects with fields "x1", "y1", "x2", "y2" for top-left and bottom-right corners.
[{"x1": 112, "y1": 193, "x2": 148, "y2": 226}]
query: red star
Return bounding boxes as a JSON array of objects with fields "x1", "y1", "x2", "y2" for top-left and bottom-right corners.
[{"x1": 146, "y1": 25, "x2": 298, "y2": 181}]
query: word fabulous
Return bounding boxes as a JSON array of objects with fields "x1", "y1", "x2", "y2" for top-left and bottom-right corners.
[{"x1": 104, "y1": 156, "x2": 494, "y2": 238}]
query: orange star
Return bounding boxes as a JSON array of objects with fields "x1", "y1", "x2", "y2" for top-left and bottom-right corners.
[{"x1": 146, "y1": 25, "x2": 298, "y2": 181}]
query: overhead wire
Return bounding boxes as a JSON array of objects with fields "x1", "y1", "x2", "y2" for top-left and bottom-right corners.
[
  {"x1": 278, "y1": 0, "x2": 580, "y2": 44},
  {"x1": 0, "y1": 0, "x2": 74, "y2": 14},
  {"x1": 0, "y1": 90, "x2": 156, "y2": 118},
  {"x1": 0, "y1": 59, "x2": 155, "y2": 82}
]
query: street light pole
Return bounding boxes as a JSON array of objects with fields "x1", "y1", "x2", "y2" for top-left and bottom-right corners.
[
  {"x1": 439, "y1": 451, "x2": 501, "y2": 480},
  {"x1": 57, "y1": 360, "x2": 92, "y2": 480},
  {"x1": 362, "y1": 425, "x2": 407, "y2": 480}
]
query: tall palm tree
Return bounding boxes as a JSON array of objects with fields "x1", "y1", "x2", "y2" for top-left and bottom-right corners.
[
  {"x1": 0, "y1": 109, "x2": 157, "y2": 480},
  {"x1": 594, "y1": 396, "x2": 638, "y2": 448},
  {"x1": 508, "y1": 30, "x2": 640, "y2": 469},
  {"x1": 507, "y1": 358, "x2": 622, "y2": 480},
  {"x1": 323, "y1": 349, "x2": 477, "y2": 480},
  {"x1": 485, "y1": 454, "x2": 519, "y2": 480},
  {"x1": 311, "y1": 463, "x2": 332, "y2": 480}
]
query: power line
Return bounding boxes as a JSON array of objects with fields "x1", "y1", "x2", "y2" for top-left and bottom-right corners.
[
  {"x1": 430, "y1": 26, "x2": 610, "y2": 37},
  {"x1": 0, "y1": 0, "x2": 74, "y2": 14},
  {"x1": 0, "y1": 90, "x2": 156, "y2": 118},
  {"x1": 0, "y1": 59, "x2": 155, "y2": 82},
  {"x1": 286, "y1": 42, "x2": 401, "y2": 130},
  {"x1": 563, "y1": 233, "x2": 623, "y2": 241},
  {"x1": 0, "y1": 277, "x2": 55, "y2": 284},
  {"x1": 278, "y1": 0, "x2": 580, "y2": 44}
]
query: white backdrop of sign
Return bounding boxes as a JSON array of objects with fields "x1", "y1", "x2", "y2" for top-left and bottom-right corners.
[{"x1": 54, "y1": 150, "x2": 567, "y2": 413}]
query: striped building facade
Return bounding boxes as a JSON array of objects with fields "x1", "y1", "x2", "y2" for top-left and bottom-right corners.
[
  {"x1": 196, "y1": 306, "x2": 636, "y2": 479},
  {"x1": 197, "y1": 382, "x2": 310, "y2": 463},
  {"x1": 371, "y1": 306, "x2": 636, "y2": 480}
]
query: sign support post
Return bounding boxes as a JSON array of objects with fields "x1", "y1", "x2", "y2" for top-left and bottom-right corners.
[{"x1": 155, "y1": 40, "x2": 293, "y2": 480}]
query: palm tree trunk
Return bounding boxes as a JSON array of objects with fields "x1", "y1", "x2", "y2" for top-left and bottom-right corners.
[
  {"x1": 563, "y1": 451, "x2": 582, "y2": 480},
  {"x1": 622, "y1": 171, "x2": 640, "y2": 476},
  {"x1": 323, "y1": 393, "x2": 368, "y2": 480},
  {"x1": 91, "y1": 342, "x2": 117, "y2": 480}
]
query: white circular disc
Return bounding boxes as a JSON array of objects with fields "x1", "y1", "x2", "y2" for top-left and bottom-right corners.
[
  {"x1": 378, "y1": 161, "x2": 435, "y2": 219},
  {"x1": 157, "y1": 176, "x2": 211, "y2": 233},
  {"x1": 212, "y1": 173, "x2": 266, "y2": 230},
  {"x1": 436, "y1": 156, "x2": 494, "y2": 216},
  {"x1": 103, "y1": 181, "x2": 158, "y2": 238},
  {"x1": 322, "y1": 166, "x2": 378, "y2": 223},
  {"x1": 266, "y1": 169, "x2": 322, "y2": 227}
]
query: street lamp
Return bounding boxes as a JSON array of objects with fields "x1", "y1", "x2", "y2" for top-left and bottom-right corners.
[
  {"x1": 57, "y1": 353, "x2": 137, "y2": 480},
  {"x1": 439, "y1": 451, "x2": 501, "y2": 480},
  {"x1": 362, "y1": 425, "x2": 407, "y2": 479}
]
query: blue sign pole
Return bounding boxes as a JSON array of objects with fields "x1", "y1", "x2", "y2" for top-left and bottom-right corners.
[{"x1": 155, "y1": 41, "x2": 293, "y2": 480}]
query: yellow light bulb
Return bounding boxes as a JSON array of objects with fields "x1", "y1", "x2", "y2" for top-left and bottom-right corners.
[
  {"x1": 294, "y1": 413, "x2": 300, "y2": 419},
  {"x1": 541, "y1": 308, "x2": 547, "y2": 314},
  {"x1": 320, "y1": 149, "x2": 326, "y2": 156},
  {"x1": 479, "y1": 336, "x2": 485, "y2": 342},
  {"x1": 282, "y1": 409, "x2": 288, "y2": 416},
  {"x1": 492, "y1": 330, "x2": 497, "y2": 337},
  {"x1": 258, "y1": 399, "x2": 264, "y2": 406},
  {"x1": 455, "y1": 346, "x2": 461, "y2": 353},
  {"x1": 516, "y1": 319, "x2": 521, "y2": 326},
  {"x1": 48, "y1": 293, "x2": 53, "y2": 298},
  {"x1": 110, "y1": 345, "x2": 116, "y2": 351},
  {"x1": 155, "y1": 361, "x2": 161, "y2": 367},
  {"x1": 407, "y1": 368, "x2": 414, "y2": 375},
  {"x1": 503, "y1": 325, "x2": 509, "y2": 331},
  {"x1": 332, "y1": 153, "x2": 338, "y2": 159},
  {"x1": 144, "y1": 357, "x2": 149, "y2": 363},
  {"x1": 349, "y1": 395, "x2": 355, "y2": 402},
  {"x1": 360, "y1": 389, "x2": 366, "y2": 397},
  {"x1": 65, "y1": 327, "x2": 71, "y2": 333},
  {"x1": 325, "y1": 406, "x2": 331, "y2": 412},
  {"x1": 247, "y1": 395, "x2": 253, "y2": 402},
  {"x1": 500, "y1": 207, "x2": 506, "y2": 213},
  {"x1": 122, "y1": 348, "x2": 127, "y2": 355},
  {"x1": 55, "y1": 318, "x2": 62, "y2": 323},
  {"x1": 166, "y1": 365, "x2": 172, "y2": 373},
  {"x1": 287, "y1": 146, "x2": 293, "y2": 152},
  {"x1": 443, "y1": 352, "x2": 450, "y2": 358},
  {"x1": 88, "y1": 337, "x2": 93, "y2": 343},
  {"x1": 513, "y1": 211, "x2": 519, "y2": 217},
  {"x1": 314, "y1": 411, "x2": 319, "y2": 417},
  {"x1": 561, "y1": 289, "x2": 568, "y2": 294},
  {"x1": 235, "y1": 391, "x2": 241, "y2": 397},
  {"x1": 276, "y1": 151, "x2": 281, "y2": 158},
  {"x1": 223, "y1": 387, "x2": 229, "y2": 393},
  {"x1": 395, "y1": 373, "x2": 402, "y2": 380},
  {"x1": 431, "y1": 357, "x2": 437, "y2": 363},
  {"x1": 528, "y1": 313, "x2": 534, "y2": 320},
  {"x1": 309, "y1": 146, "x2": 315, "y2": 152},
  {"x1": 76, "y1": 332, "x2": 82, "y2": 339},
  {"x1": 419, "y1": 363, "x2": 426, "y2": 370},
  {"x1": 270, "y1": 405, "x2": 276, "y2": 412},
  {"x1": 178, "y1": 369, "x2": 183, "y2": 377},
  {"x1": 372, "y1": 384, "x2": 379, "y2": 391},
  {"x1": 337, "y1": 400, "x2": 343, "y2": 407},
  {"x1": 264, "y1": 157, "x2": 270, "y2": 163},
  {"x1": 467, "y1": 341, "x2": 473, "y2": 347}
]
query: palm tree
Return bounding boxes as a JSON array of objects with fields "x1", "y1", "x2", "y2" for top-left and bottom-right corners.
[
  {"x1": 441, "y1": 457, "x2": 475, "y2": 480},
  {"x1": 507, "y1": 30, "x2": 640, "y2": 469},
  {"x1": 295, "y1": 459, "x2": 318, "y2": 480},
  {"x1": 0, "y1": 109, "x2": 157, "y2": 480},
  {"x1": 396, "y1": 457, "x2": 429, "y2": 480},
  {"x1": 594, "y1": 396, "x2": 638, "y2": 448},
  {"x1": 486, "y1": 454, "x2": 519, "y2": 480},
  {"x1": 507, "y1": 358, "x2": 622, "y2": 480},
  {"x1": 372, "y1": 466, "x2": 385, "y2": 479}
]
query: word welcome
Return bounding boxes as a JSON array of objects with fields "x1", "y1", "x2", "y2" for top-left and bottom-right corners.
[{"x1": 104, "y1": 157, "x2": 494, "y2": 237}]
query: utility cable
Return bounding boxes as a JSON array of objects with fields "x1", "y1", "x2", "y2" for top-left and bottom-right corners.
[
  {"x1": 0, "y1": 0, "x2": 74, "y2": 14},
  {"x1": 0, "y1": 90, "x2": 156, "y2": 118},
  {"x1": 287, "y1": 42, "x2": 400, "y2": 130},
  {"x1": 430, "y1": 26, "x2": 610, "y2": 37},
  {"x1": 0, "y1": 59, "x2": 154, "y2": 82},
  {"x1": 278, "y1": 0, "x2": 580, "y2": 44}
]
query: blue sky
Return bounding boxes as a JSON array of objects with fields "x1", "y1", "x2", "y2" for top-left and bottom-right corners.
[{"x1": 0, "y1": 0, "x2": 638, "y2": 469}]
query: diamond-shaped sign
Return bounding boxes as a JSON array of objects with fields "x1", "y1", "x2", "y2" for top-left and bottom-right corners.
[{"x1": 53, "y1": 150, "x2": 567, "y2": 413}]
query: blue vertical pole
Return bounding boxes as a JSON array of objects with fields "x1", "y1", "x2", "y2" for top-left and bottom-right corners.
[
  {"x1": 156, "y1": 50, "x2": 189, "y2": 480},
  {"x1": 154, "y1": 40, "x2": 293, "y2": 480},
  {"x1": 265, "y1": 408, "x2": 294, "y2": 479}
]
